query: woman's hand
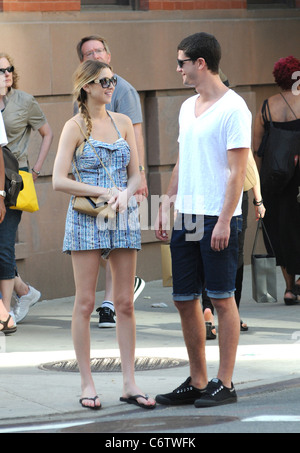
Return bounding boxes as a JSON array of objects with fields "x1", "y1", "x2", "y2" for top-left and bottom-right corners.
[
  {"x1": 103, "y1": 187, "x2": 129, "y2": 214},
  {"x1": 255, "y1": 203, "x2": 266, "y2": 221}
]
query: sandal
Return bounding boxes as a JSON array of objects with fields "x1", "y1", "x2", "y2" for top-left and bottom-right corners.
[
  {"x1": 79, "y1": 395, "x2": 101, "y2": 410},
  {"x1": 120, "y1": 394, "x2": 156, "y2": 410},
  {"x1": 205, "y1": 322, "x2": 217, "y2": 340},
  {"x1": 284, "y1": 289, "x2": 300, "y2": 306},
  {"x1": 0, "y1": 315, "x2": 17, "y2": 335},
  {"x1": 240, "y1": 320, "x2": 248, "y2": 331},
  {"x1": 293, "y1": 280, "x2": 300, "y2": 296}
]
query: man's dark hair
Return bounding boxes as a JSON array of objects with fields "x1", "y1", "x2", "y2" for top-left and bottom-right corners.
[{"x1": 177, "y1": 33, "x2": 221, "y2": 74}]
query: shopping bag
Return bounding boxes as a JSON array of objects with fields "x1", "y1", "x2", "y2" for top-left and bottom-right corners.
[
  {"x1": 10, "y1": 170, "x2": 39, "y2": 213},
  {"x1": 161, "y1": 244, "x2": 173, "y2": 287},
  {"x1": 251, "y1": 219, "x2": 277, "y2": 303}
]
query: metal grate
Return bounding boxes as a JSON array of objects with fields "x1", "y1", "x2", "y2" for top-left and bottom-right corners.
[{"x1": 39, "y1": 356, "x2": 188, "y2": 372}]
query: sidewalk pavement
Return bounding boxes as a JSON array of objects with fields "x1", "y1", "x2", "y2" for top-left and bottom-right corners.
[{"x1": 0, "y1": 264, "x2": 300, "y2": 430}]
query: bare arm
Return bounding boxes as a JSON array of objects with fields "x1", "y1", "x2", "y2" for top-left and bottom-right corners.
[
  {"x1": 155, "y1": 157, "x2": 179, "y2": 241},
  {"x1": 132, "y1": 122, "x2": 148, "y2": 199},
  {"x1": 253, "y1": 104, "x2": 265, "y2": 172},
  {"x1": 32, "y1": 122, "x2": 53, "y2": 181},
  {"x1": 248, "y1": 149, "x2": 266, "y2": 220}
]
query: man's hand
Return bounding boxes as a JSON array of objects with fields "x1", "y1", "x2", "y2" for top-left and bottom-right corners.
[
  {"x1": 211, "y1": 219, "x2": 230, "y2": 251},
  {"x1": 155, "y1": 207, "x2": 170, "y2": 242}
]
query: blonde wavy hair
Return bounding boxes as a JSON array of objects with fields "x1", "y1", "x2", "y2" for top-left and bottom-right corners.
[
  {"x1": 0, "y1": 52, "x2": 19, "y2": 90},
  {"x1": 73, "y1": 60, "x2": 112, "y2": 137}
]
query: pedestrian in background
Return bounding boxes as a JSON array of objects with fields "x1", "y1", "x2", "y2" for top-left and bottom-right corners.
[{"x1": 0, "y1": 53, "x2": 53, "y2": 325}]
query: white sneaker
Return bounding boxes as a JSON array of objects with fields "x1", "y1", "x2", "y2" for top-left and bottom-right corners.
[
  {"x1": 13, "y1": 285, "x2": 41, "y2": 324},
  {"x1": 133, "y1": 276, "x2": 145, "y2": 302}
]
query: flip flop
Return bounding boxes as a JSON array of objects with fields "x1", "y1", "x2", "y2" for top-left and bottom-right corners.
[
  {"x1": 205, "y1": 321, "x2": 217, "y2": 340},
  {"x1": 120, "y1": 394, "x2": 156, "y2": 409},
  {"x1": 79, "y1": 395, "x2": 101, "y2": 410},
  {"x1": 240, "y1": 320, "x2": 248, "y2": 331},
  {"x1": 0, "y1": 315, "x2": 17, "y2": 335}
]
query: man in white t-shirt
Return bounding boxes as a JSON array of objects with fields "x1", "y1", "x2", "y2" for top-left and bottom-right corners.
[{"x1": 155, "y1": 32, "x2": 251, "y2": 407}]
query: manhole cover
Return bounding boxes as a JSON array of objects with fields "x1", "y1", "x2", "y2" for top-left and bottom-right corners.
[{"x1": 39, "y1": 357, "x2": 188, "y2": 372}]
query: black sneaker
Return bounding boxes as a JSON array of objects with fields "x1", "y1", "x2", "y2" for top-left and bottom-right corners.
[
  {"x1": 96, "y1": 307, "x2": 116, "y2": 328},
  {"x1": 155, "y1": 377, "x2": 207, "y2": 406},
  {"x1": 194, "y1": 378, "x2": 237, "y2": 407}
]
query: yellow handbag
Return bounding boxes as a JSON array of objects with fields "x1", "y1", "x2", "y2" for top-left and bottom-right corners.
[{"x1": 10, "y1": 170, "x2": 39, "y2": 213}]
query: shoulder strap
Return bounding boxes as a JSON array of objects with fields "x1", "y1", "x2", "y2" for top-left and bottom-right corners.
[
  {"x1": 261, "y1": 99, "x2": 271, "y2": 125},
  {"x1": 72, "y1": 119, "x2": 118, "y2": 189},
  {"x1": 106, "y1": 111, "x2": 122, "y2": 139},
  {"x1": 280, "y1": 93, "x2": 298, "y2": 119}
]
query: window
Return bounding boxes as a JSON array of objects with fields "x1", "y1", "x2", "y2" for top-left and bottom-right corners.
[{"x1": 247, "y1": 0, "x2": 295, "y2": 7}]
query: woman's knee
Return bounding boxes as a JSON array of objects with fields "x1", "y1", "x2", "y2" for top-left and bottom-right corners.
[
  {"x1": 74, "y1": 293, "x2": 96, "y2": 317},
  {"x1": 114, "y1": 295, "x2": 134, "y2": 317}
]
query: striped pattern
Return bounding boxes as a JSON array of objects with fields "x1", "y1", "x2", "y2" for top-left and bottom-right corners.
[{"x1": 63, "y1": 135, "x2": 141, "y2": 258}]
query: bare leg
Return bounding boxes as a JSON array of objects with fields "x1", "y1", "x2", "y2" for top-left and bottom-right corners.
[
  {"x1": 203, "y1": 307, "x2": 217, "y2": 336},
  {"x1": 0, "y1": 298, "x2": 15, "y2": 329},
  {"x1": 175, "y1": 299, "x2": 208, "y2": 389},
  {"x1": 103, "y1": 259, "x2": 113, "y2": 303},
  {"x1": 281, "y1": 266, "x2": 295, "y2": 297},
  {"x1": 71, "y1": 250, "x2": 101, "y2": 409},
  {"x1": 211, "y1": 296, "x2": 240, "y2": 388},
  {"x1": 14, "y1": 275, "x2": 29, "y2": 297},
  {"x1": 109, "y1": 249, "x2": 155, "y2": 407},
  {"x1": 0, "y1": 279, "x2": 14, "y2": 312}
]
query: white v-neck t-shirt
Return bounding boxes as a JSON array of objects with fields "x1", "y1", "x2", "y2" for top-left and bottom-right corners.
[{"x1": 176, "y1": 89, "x2": 251, "y2": 216}]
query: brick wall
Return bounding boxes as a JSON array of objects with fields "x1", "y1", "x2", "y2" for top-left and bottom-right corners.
[
  {"x1": 2, "y1": 0, "x2": 80, "y2": 12},
  {"x1": 140, "y1": 0, "x2": 247, "y2": 10}
]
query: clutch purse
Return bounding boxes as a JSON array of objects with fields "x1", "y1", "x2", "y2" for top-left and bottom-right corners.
[
  {"x1": 73, "y1": 194, "x2": 115, "y2": 218},
  {"x1": 72, "y1": 120, "x2": 117, "y2": 219}
]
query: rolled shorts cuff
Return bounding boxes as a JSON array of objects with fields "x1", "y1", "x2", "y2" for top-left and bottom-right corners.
[
  {"x1": 173, "y1": 293, "x2": 200, "y2": 301},
  {"x1": 206, "y1": 289, "x2": 235, "y2": 299}
]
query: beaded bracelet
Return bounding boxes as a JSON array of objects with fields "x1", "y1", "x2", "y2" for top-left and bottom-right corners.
[{"x1": 253, "y1": 198, "x2": 263, "y2": 206}]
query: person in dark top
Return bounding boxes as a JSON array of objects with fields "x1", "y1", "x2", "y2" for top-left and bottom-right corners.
[{"x1": 253, "y1": 55, "x2": 300, "y2": 305}]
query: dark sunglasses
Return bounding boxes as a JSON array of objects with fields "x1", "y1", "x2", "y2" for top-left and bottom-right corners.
[
  {"x1": 177, "y1": 59, "x2": 193, "y2": 68},
  {"x1": 91, "y1": 76, "x2": 117, "y2": 89},
  {"x1": 0, "y1": 66, "x2": 14, "y2": 74}
]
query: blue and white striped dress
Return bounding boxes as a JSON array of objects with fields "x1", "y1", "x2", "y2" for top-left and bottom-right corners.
[{"x1": 63, "y1": 115, "x2": 141, "y2": 258}]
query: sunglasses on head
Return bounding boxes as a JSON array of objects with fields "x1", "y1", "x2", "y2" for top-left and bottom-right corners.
[
  {"x1": 91, "y1": 75, "x2": 117, "y2": 88},
  {"x1": 0, "y1": 66, "x2": 14, "y2": 74}
]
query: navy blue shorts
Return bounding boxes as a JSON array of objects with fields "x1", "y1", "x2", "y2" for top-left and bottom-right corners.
[
  {"x1": 0, "y1": 206, "x2": 22, "y2": 280},
  {"x1": 170, "y1": 214, "x2": 242, "y2": 301}
]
